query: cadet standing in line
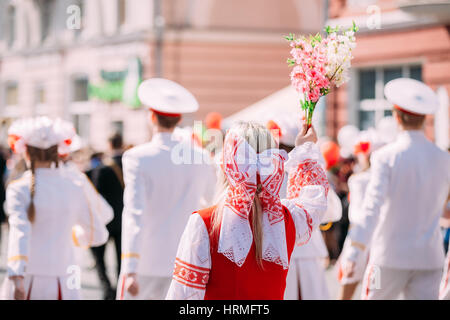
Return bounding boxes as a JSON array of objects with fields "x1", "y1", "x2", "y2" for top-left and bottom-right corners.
[
  {"x1": 117, "y1": 79, "x2": 216, "y2": 300},
  {"x1": 342, "y1": 79, "x2": 450, "y2": 300}
]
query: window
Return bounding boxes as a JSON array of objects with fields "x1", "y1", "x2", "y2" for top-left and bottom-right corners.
[
  {"x1": 7, "y1": 5, "x2": 16, "y2": 48},
  {"x1": 118, "y1": 0, "x2": 127, "y2": 27},
  {"x1": 72, "y1": 77, "x2": 89, "y2": 102},
  {"x1": 74, "y1": 0, "x2": 85, "y2": 37},
  {"x1": 36, "y1": 86, "x2": 46, "y2": 105},
  {"x1": 357, "y1": 65, "x2": 422, "y2": 130},
  {"x1": 5, "y1": 82, "x2": 18, "y2": 106},
  {"x1": 112, "y1": 121, "x2": 124, "y2": 136},
  {"x1": 33, "y1": 84, "x2": 47, "y2": 115},
  {"x1": 39, "y1": 0, "x2": 55, "y2": 41},
  {"x1": 73, "y1": 114, "x2": 90, "y2": 140}
]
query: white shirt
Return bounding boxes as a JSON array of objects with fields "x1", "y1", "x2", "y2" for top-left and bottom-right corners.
[
  {"x1": 6, "y1": 168, "x2": 109, "y2": 277},
  {"x1": 347, "y1": 170, "x2": 371, "y2": 225},
  {"x1": 120, "y1": 131, "x2": 216, "y2": 277},
  {"x1": 347, "y1": 130, "x2": 450, "y2": 270}
]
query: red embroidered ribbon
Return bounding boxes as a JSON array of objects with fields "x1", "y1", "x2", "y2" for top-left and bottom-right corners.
[
  {"x1": 221, "y1": 131, "x2": 287, "y2": 225},
  {"x1": 287, "y1": 159, "x2": 330, "y2": 199},
  {"x1": 173, "y1": 258, "x2": 210, "y2": 290}
]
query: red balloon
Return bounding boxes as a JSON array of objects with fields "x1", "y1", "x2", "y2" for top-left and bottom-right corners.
[
  {"x1": 205, "y1": 112, "x2": 223, "y2": 130},
  {"x1": 321, "y1": 141, "x2": 340, "y2": 170},
  {"x1": 266, "y1": 120, "x2": 282, "y2": 141}
]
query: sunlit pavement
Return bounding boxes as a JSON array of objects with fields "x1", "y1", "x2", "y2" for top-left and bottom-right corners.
[{"x1": 0, "y1": 224, "x2": 360, "y2": 300}]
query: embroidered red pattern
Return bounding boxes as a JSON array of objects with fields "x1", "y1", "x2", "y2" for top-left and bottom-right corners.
[
  {"x1": 295, "y1": 203, "x2": 314, "y2": 245},
  {"x1": 287, "y1": 159, "x2": 330, "y2": 199},
  {"x1": 221, "y1": 132, "x2": 288, "y2": 224},
  {"x1": 260, "y1": 155, "x2": 285, "y2": 225},
  {"x1": 173, "y1": 258, "x2": 210, "y2": 290}
]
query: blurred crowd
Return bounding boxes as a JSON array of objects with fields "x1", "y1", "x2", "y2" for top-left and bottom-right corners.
[{"x1": 0, "y1": 104, "x2": 448, "y2": 300}]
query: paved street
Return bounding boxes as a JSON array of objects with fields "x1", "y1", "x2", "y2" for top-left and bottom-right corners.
[{"x1": 0, "y1": 224, "x2": 360, "y2": 300}]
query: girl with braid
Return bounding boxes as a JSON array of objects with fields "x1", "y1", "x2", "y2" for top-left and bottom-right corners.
[{"x1": 1, "y1": 117, "x2": 109, "y2": 300}]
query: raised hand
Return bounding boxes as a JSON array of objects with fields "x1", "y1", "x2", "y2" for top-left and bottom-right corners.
[{"x1": 295, "y1": 123, "x2": 318, "y2": 146}]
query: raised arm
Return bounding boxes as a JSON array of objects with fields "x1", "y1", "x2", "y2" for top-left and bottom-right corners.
[
  {"x1": 282, "y1": 140, "x2": 329, "y2": 246},
  {"x1": 166, "y1": 213, "x2": 211, "y2": 300}
]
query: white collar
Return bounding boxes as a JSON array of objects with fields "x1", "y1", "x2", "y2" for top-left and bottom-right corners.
[{"x1": 398, "y1": 130, "x2": 426, "y2": 142}]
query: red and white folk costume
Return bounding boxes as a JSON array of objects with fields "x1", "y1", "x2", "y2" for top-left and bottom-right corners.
[
  {"x1": 166, "y1": 129, "x2": 329, "y2": 300},
  {"x1": 0, "y1": 117, "x2": 110, "y2": 300}
]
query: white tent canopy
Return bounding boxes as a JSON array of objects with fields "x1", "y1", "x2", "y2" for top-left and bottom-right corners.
[
  {"x1": 223, "y1": 86, "x2": 300, "y2": 128},
  {"x1": 223, "y1": 85, "x2": 327, "y2": 136}
]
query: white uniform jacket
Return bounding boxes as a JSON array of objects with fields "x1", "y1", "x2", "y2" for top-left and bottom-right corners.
[
  {"x1": 5, "y1": 168, "x2": 109, "y2": 278},
  {"x1": 120, "y1": 132, "x2": 216, "y2": 277},
  {"x1": 64, "y1": 162, "x2": 114, "y2": 225},
  {"x1": 337, "y1": 171, "x2": 371, "y2": 284},
  {"x1": 347, "y1": 171, "x2": 371, "y2": 225},
  {"x1": 346, "y1": 130, "x2": 450, "y2": 270}
]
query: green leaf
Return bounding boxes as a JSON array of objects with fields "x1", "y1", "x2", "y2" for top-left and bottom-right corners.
[
  {"x1": 284, "y1": 33, "x2": 295, "y2": 41},
  {"x1": 286, "y1": 58, "x2": 296, "y2": 66}
]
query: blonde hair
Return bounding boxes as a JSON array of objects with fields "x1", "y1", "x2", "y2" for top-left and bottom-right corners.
[
  {"x1": 212, "y1": 122, "x2": 277, "y2": 267},
  {"x1": 26, "y1": 145, "x2": 59, "y2": 223}
]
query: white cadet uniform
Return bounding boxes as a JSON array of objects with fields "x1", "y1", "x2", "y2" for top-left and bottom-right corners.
[
  {"x1": 336, "y1": 171, "x2": 371, "y2": 285},
  {"x1": 118, "y1": 132, "x2": 216, "y2": 300},
  {"x1": 1, "y1": 169, "x2": 110, "y2": 300},
  {"x1": 284, "y1": 178, "x2": 342, "y2": 300},
  {"x1": 63, "y1": 161, "x2": 114, "y2": 226},
  {"x1": 345, "y1": 131, "x2": 450, "y2": 300}
]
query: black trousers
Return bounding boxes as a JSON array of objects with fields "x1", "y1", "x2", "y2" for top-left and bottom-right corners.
[{"x1": 90, "y1": 227, "x2": 121, "y2": 293}]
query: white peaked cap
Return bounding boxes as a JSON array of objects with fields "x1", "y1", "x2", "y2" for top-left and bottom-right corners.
[
  {"x1": 53, "y1": 118, "x2": 77, "y2": 155},
  {"x1": 8, "y1": 117, "x2": 65, "y2": 153},
  {"x1": 337, "y1": 125, "x2": 360, "y2": 158},
  {"x1": 384, "y1": 78, "x2": 439, "y2": 115},
  {"x1": 267, "y1": 112, "x2": 302, "y2": 146},
  {"x1": 138, "y1": 78, "x2": 199, "y2": 114},
  {"x1": 354, "y1": 128, "x2": 382, "y2": 153},
  {"x1": 69, "y1": 135, "x2": 84, "y2": 153}
]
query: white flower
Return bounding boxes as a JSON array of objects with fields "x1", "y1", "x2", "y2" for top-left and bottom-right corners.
[{"x1": 324, "y1": 31, "x2": 356, "y2": 87}]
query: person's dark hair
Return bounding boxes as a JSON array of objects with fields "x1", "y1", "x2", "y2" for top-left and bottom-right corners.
[
  {"x1": 109, "y1": 133, "x2": 123, "y2": 150},
  {"x1": 394, "y1": 108, "x2": 425, "y2": 129},
  {"x1": 26, "y1": 145, "x2": 59, "y2": 223},
  {"x1": 279, "y1": 143, "x2": 294, "y2": 153},
  {"x1": 90, "y1": 152, "x2": 104, "y2": 161},
  {"x1": 155, "y1": 113, "x2": 181, "y2": 129}
]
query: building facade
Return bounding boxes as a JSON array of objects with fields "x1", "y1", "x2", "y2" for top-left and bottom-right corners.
[
  {"x1": 326, "y1": 0, "x2": 450, "y2": 149},
  {"x1": 0, "y1": 0, "x2": 325, "y2": 150}
]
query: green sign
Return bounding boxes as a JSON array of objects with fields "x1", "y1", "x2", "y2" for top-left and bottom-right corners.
[{"x1": 88, "y1": 57, "x2": 143, "y2": 109}]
